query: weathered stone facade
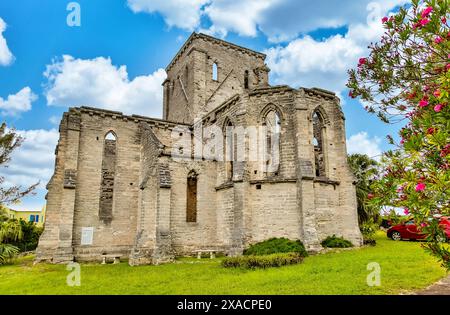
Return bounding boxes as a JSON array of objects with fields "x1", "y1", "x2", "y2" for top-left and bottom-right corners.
[{"x1": 36, "y1": 33, "x2": 362, "y2": 264}]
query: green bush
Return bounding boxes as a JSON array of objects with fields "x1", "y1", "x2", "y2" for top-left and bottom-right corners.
[
  {"x1": 8, "y1": 219, "x2": 43, "y2": 252},
  {"x1": 321, "y1": 235, "x2": 353, "y2": 248},
  {"x1": 360, "y1": 219, "x2": 378, "y2": 246},
  {"x1": 222, "y1": 252, "x2": 303, "y2": 269},
  {"x1": 243, "y1": 238, "x2": 308, "y2": 257}
]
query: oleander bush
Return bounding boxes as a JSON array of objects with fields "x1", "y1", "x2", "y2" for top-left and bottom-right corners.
[
  {"x1": 243, "y1": 237, "x2": 308, "y2": 257},
  {"x1": 321, "y1": 235, "x2": 354, "y2": 248},
  {"x1": 222, "y1": 252, "x2": 303, "y2": 269}
]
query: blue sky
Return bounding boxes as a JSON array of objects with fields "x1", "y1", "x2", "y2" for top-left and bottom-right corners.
[{"x1": 0, "y1": 0, "x2": 407, "y2": 210}]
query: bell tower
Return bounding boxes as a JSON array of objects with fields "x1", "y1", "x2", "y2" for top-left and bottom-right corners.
[{"x1": 162, "y1": 33, "x2": 269, "y2": 124}]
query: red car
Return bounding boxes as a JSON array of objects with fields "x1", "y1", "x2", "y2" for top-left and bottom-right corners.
[{"x1": 387, "y1": 217, "x2": 450, "y2": 242}]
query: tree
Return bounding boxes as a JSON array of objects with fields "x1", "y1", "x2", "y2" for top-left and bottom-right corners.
[
  {"x1": 0, "y1": 123, "x2": 38, "y2": 205},
  {"x1": 347, "y1": 154, "x2": 380, "y2": 224},
  {"x1": 0, "y1": 220, "x2": 22, "y2": 264},
  {"x1": 0, "y1": 123, "x2": 38, "y2": 265},
  {"x1": 347, "y1": 0, "x2": 450, "y2": 269}
]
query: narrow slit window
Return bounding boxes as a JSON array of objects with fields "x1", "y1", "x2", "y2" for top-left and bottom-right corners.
[
  {"x1": 212, "y1": 62, "x2": 218, "y2": 81},
  {"x1": 225, "y1": 121, "x2": 234, "y2": 181},
  {"x1": 186, "y1": 172, "x2": 198, "y2": 223},
  {"x1": 244, "y1": 70, "x2": 249, "y2": 89}
]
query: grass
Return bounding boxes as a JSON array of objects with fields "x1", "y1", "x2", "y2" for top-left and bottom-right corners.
[{"x1": 0, "y1": 232, "x2": 447, "y2": 295}]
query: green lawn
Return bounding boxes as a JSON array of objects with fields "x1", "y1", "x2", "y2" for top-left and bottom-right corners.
[{"x1": 0, "y1": 232, "x2": 447, "y2": 295}]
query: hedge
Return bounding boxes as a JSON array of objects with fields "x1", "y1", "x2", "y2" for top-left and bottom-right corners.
[
  {"x1": 243, "y1": 237, "x2": 308, "y2": 257},
  {"x1": 222, "y1": 252, "x2": 303, "y2": 269}
]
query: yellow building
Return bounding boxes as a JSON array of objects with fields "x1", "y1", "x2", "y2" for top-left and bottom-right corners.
[{"x1": 5, "y1": 205, "x2": 46, "y2": 227}]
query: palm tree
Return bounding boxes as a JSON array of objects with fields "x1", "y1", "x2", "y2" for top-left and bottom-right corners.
[
  {"x1": 347, "y1": 154, "x2": 379, "y2": 224},
  {"x1": 0, "y1": 220, "x2": 23, "y2": 265}
]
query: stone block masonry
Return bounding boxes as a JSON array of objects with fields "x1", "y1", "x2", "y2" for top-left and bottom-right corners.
[{"x1": 36, "y1": 33, "x2": 362, "y2": 265}]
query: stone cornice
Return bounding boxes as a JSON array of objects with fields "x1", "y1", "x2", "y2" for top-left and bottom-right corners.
[
  {"x1": 301, "y1": 87, "x2": 339, "y2": 101},
  {"x1": 74, "y1": 106, "x2": 191, "y2": 130},
  {"x1": 248, "y1": 85, "x2": 294, "y2": 96}
]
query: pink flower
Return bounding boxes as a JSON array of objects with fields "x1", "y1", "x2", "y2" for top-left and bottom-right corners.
[
  {"x1": 446, "y1": 64, "x2": 450, "y2": 71},
  {"x1": 427, "y1": 127, "x2": 436, "y2": 134},
  {"x1": 435, "y1": 36, "x2": 443, "y2": 44},
  {"x1": 434, "y1": 104, "x2": 444, "y2": 112},
  {"x1": 443, "y1": 17, "x2": 448, "y2": 24},
  {"x1": 358, "y1": 58, "x2": 367, "y2": 66},
  {"x1": 382, "y1": 16, "x2": 389, "y2": 23},
  {"x1": 415, "y1": 182, "x2": 426, "y2": 192},
  {"x1": 404, "y1": 208, "x2": 410, "y2": 215},
  {"x1": 421, "y1": 6, "x2": 433, "y2": 18},
  {"x1": 421, "y1": 223, "x2": 427, "y2": 228},
  {"x1": 420, "y1": 18, "x2": 431, "y2": 26},
  {"x1": 419, "y1": 99, "x2": 429, "y2": 107},
  {"x1": 433, "y1": 90, "x2": 441, "y2": 98}
]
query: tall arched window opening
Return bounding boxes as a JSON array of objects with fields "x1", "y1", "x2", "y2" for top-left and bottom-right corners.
[
  {"x1": 313, "y1": 111, "x2": 326, "y2": 177},
  {"x1": 263, "y1": 110, "x2": 281, "y2": 175},
  {"x1": 99, "y1": 131, "x2": 117, "y2": 224}
]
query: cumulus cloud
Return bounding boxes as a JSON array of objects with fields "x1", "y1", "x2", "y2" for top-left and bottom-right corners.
[
  {"x1": 266, "y1": 34, "x2": 363, "y2": 93},
  {"x1": 0, "y1": 128, "x2": 58, "y2": 189},
  {"x1": 0, "y1": 87, "x2": 37, "y2": 116},
  {"x1": 201, "y1": 0, "x2": 273, "y2": 38},
  {"x1": 127, "y1": 0, "x2": 209, "y2": 31},
  {"x1": 43, "y1": 55, "x2": 166, "y2": 118},
  {"x1": 264, "y1": 1, "x2": 408, "y2": 95},
  {"x1": 126, "y1": 0, "x2": 409, "y2": 42},
  {"x1": 0, "y1": 128, "x2": 59, "y2": 211},
  {"x1": 0, "y1": 17, "x2": 14, "y2": 66},
  {"x1": 347, "y1": 131, "x2": 382, "y2": 159}
]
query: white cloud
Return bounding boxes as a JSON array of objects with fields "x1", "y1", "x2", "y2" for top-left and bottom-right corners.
[
  {"x1": 49, "y1": 115, "x2": 60, "y2": 125},
  {"x1": 201, "y1": 0, "x2": 273, "y2": 38},
  {"x1": 0, "y1": 87, "x2": 37, "y2": 116},
  {"x1": 126, "y1": 0, "x2": 409, "y2": 42},
  {"x1": 263, "y1": 1, "x2": 407, "y2": 95},
  {"x1": 44, "y1": 55, "x2": 166, "y2": 118},
  {"x1": 0, "y1": 129, "x2": 58, "y2": 189},
  {"x1": 127, "y1": 0, "x2": 209, "y2": 31},
  {"x1": 0, "y1": 128, "x2": 58, "y2": 211},
  {"x1": 0, "y1": 17, "x2": 14, "y2": 66},
  {"x1": 347, "y1": 131, "x2": 382, "y2": 159},
  {"x1": 266, "y1": 34, "x2": 363, "y2": 93}
]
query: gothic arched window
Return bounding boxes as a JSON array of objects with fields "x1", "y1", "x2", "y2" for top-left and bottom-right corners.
[
  {"x1": 313, "y1": 111, "x2": 326, "y2": 177},
  {"x1": 263, "y1": 110, "x2": 281, "y2": 175},
  {"x1": 99, "y1": 131, "x2": 117, "y2": 224}
]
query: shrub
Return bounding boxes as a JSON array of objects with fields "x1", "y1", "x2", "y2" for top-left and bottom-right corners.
[
  {"x1": 321, "y1": 235, "x2": 353, "y2": 248},
  {"x1": 222, "y1": 252, "x2": 303, "y2": 269},
  {"x1": 7, "y1": 219, "x2": 43, "y2": 252},
  {"x1": 360, "y1": 219, "x2": 378, "y2": 246},
  {"x1": 243, "y1": 238, "x2": 308, "y2": 257}
]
